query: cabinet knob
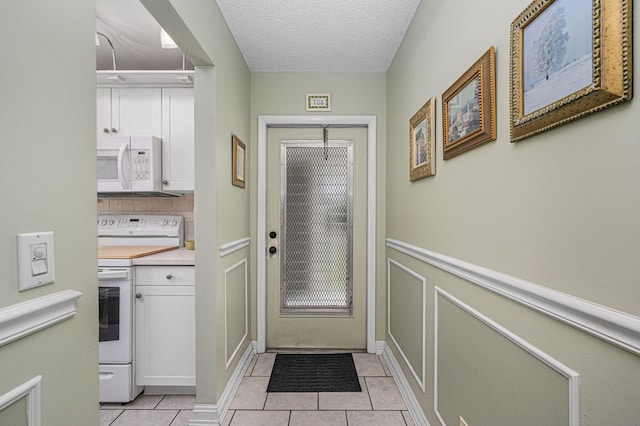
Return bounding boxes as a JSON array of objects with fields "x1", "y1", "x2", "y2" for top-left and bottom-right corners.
[
  {"x1": 162, "y1": 180, "x2": 169, "y2": 185},
  {"x1": 111, "y1": 128, "x2": 117, "y2": 134},
  {"x1": 135, "y1": 293, "x2": 142, "y2": 299},
  {"x1": 103, "y1": 128, "x2": 110, "y2": 134},
  {"x1": 166, "y1": 274, "x2": 173, "y2": 279}
]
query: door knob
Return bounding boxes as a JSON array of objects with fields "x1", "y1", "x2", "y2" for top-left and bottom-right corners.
[
  {"x1": 269, "y1": 246, "x2": 277, "y2": 254},
  {"x1": 269, "y1": 231, "x2": 277, "y2": 239}
]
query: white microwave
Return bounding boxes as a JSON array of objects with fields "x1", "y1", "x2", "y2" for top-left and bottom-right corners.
[{"x1": 97, "y1": 136, "x2": 169, "y2": 195}]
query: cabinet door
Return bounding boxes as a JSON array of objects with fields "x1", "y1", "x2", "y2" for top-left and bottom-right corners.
[
  {"x1": 96, "y1": 88, "x2": 113, "y2": 139},
  {"x1": 111, "y1": 88, "x2": 162, "y2": 137},
  {"x1": 135, "y1": 285, "x2": 195, "y2": 386},
  {"x1": 162, "y1": 88, "x2": 194, "y2": 192}
]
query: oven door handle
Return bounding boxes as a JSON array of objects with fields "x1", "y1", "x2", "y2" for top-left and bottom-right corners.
[{"x1": 98, "y1": 268, "x2": 130, "y2": 280}]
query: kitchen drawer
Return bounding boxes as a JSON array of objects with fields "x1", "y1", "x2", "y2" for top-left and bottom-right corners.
[{"x1": 135, "y1": 266, "x2": 194, "y2": 286}]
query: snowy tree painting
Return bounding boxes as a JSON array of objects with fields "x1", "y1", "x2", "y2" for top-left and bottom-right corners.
[
  {"x1": 523, "y1": 0, "x2": 592, "y2": 115},
  {"x1": 531, "y1": 6, "x2": 570, "y2": 81}
]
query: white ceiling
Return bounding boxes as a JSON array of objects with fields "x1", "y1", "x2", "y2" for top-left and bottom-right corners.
[{"x1": 96, "y1": 0, "x2": 421, "y2": 73}]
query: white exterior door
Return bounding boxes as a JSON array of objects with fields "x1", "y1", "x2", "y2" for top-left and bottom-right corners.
[{"x1": 266, "y1": 127, "x2": 367, "y2": 349}]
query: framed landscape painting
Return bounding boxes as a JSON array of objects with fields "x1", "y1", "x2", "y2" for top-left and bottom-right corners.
[
  {"x1": 510, "y1": 0, "x2": 632, "y2": 141},
  {"x1": 409, "y1": 98, "x2": 436, "y2": 181},
  {"x1": 442, "y1": 47, "x2": 497, "y2": 160}
]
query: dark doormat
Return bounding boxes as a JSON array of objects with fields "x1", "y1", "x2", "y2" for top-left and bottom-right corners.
[{"x1": 267, "y1": 353, "x2": 361, "y2": 393}]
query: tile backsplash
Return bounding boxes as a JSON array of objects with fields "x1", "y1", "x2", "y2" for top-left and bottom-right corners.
[{"x1": 98, "y1": 194, "x2": 194, "y2": 243}]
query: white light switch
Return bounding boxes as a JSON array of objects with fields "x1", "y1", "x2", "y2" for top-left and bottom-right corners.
[{"x1": 17, "y1": 232, "x2": 55, "y2": 291}]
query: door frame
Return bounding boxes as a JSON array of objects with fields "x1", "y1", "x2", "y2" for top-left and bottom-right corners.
[{"x1": 257, "y1": 115, "x2": 377, "y2": 353}]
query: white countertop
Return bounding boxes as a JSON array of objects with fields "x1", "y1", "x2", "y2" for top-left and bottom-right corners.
[{"x1": 131, "y1": 247, "x2": 195, "y2": 266}]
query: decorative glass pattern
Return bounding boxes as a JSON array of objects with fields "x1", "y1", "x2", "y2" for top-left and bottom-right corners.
[{"x1": 281, "y1": 143, "x2": 353, "y2": 314}]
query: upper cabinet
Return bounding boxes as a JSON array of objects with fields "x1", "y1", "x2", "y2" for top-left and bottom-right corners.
[
  {"x1": 97, "y1": 88, "x2": 162, "y2": 138},
  {"x1": 161, "y1": 88, "x2": 194, "y2": 192},
  {"x1": 97, "y1": 86, "x2": 194, "y2": 193}
]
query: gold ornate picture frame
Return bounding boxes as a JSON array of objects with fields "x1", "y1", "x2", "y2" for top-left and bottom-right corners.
[
  {"x1": 442, "y1": 47, "x2": 497, "y2": 160},
  {"x1": 409, "y1": 98, "x2": 436, "y2": 181},
  {"x1": 510, "y1": 0, "x2": 632, "y2": 142},
  {"x1": 232, "y1": 134, "x2": 246, "y2": 188}
]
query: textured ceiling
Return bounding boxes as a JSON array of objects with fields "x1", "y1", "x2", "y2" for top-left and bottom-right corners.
[
  {"x1": 96, "y1": 0, "x2": 420, "y2": 72},
  {"x1": 216, "y1": 0, "x2": 421, "y2": 72}
]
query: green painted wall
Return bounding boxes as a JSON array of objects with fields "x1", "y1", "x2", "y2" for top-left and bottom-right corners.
[
  {"x1": 143, "y1": 0, "x2": 252, "y2": 405},
  {"x1": 250, "y1": 73, "x2": 388, "y2": 341},
  {"x1": 386, "y1": 0, "x2": 640, "y2": 424},
  {"x1": 0, "y1": 1, "x2": 98, "y2": 425},
  {"x1": 142, "y1": 0, "x2": 251, "y2": 404}
]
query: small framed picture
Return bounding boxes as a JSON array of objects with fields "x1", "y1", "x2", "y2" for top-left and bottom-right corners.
[
  {"x1": 232, "y1": 134, "x2": 246, "y2": 188},
  {"x1": 409, "y1": 98, "x2": 436, "y2": 181},
  {"x1": 306, "y1": 93, "x2": 331, "y2": 111},
  {"x1": 442, "y1": 47, "x2": 497, "y2": 160}
]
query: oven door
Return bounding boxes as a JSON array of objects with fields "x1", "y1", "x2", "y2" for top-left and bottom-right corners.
[{"x1": 98, "y1": 267, "x2": 133, "y2": 363}]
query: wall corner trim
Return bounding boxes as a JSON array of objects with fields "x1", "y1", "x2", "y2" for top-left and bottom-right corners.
[
  {"x1": 190, "y1": 341, "x2": 256, "y2": 425},
  {"x1": 219, "y1": 237, "x2": 251, "y2": 257},
  {"x1": 386, "y1": 238, "x2": 640, "y2": 355},
  {"x1": 379, "y1": 341, "x2": 430, "y2": 426},
  {"x1": 0, "y1": 289, "x2": 82, "y2": 347}
]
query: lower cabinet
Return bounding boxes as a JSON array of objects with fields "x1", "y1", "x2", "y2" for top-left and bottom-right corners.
[{"x1": 135, "y1": 266, "x2": 195, "y2": 387}]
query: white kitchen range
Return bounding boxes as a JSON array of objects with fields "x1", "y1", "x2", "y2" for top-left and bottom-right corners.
[{"x1": 98, "y1": 214, "x2": 194, "y2": 403}]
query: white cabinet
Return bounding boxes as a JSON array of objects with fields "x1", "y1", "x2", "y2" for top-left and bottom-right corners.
[
  {"x1": 97, "y1": 88, "x2": 162, "y2": 138},
  {"x1": 135, "y1": 266, "x2": 195, "y2": 387},
  {"x1": 161, "y1": 88, "x2": 194, "y2": 192},
  {"x1": 97, "y1": 87, "x2": 194, "y2": 192}
]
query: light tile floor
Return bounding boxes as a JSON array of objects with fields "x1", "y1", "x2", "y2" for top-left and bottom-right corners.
[
  {"x1": 99, "y1": 353, "x2": 414, "y2": 426},
  {"x1": 226, "y1": 352, "x2": 414, "y2": 426},
  {"x1": 100, "y1": 394, "x2": 196, "y2": 426}
]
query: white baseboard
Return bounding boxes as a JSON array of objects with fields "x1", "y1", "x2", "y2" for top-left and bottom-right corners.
[
  {"x1": 189, "y1": 341, "x2": 256, "y2": 426},
  {"x1": 378, "y1": 340, "x2": 430, "y2": 426}
]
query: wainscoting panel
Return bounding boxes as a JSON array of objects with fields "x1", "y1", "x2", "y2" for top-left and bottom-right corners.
[
  {"x1": 386, "y1": 238, "x2": 640, "y2": 356},
  {"x1": 388, "y1": 259, "x2": 426, "y2": 391},
  {"x1": 0, "y1": 376, "x2": 41, "y2": 426},
  {"x1": 224, "y1": 259, "x2": 248, "y2": 369},
  {"x1": 434, "y1": 288, "x2": 579, "y2": 426}
]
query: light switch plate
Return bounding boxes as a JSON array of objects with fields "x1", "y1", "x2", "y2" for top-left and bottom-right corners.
[{"x1": 17, "y1": 231, "x2": 55, "y2": 291}]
